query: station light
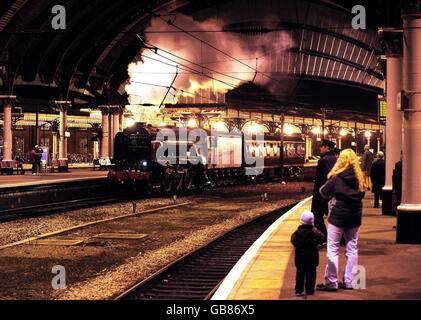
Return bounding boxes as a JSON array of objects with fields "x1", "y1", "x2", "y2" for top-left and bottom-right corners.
[
  {"x1": 160, "y1": 122, "x2": 167, "y2": 127},
  {"x1": 312, "y1": 127, "x2": 320, "y2": 135},
  {"x1": 284, "y1": 124, "x2": 294, "y2": 135},
  {"x1": 340, "y1": 129, "x2": 348, "y2": 136},
  {"x1": 187, "y1": 119, "x2": 198, "y2": 128},
  {"x1": 248, "y1": 123, "x2": 262, "y2": 133},
  {"x1": 365, "y1": 131, "x2": 372, "y2": 138},
  {"x1": 125, "y1": 118, "x2": 135, "y2": 127},
  {"x1": 214, "y1": 121, "x2": 227, "y2": 131}
]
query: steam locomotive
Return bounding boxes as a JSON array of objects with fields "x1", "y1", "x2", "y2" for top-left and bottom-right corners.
[{"x1": 108, "y1": 122, "x2": 305, "y2": 195}]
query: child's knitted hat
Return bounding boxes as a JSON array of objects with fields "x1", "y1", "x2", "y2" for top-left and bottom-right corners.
[{"x1": 300, "y1": 210, "x2": 314, "y2": 225}]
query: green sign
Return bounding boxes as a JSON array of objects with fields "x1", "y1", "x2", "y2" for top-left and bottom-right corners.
[{"x1": 378, "y1": 98, "x2": 387, "y2": 122}]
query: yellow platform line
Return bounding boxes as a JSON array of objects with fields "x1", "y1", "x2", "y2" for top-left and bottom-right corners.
[
  {"x1": 212, "y1": 196, "x2": 312, "y2": 300},
  {"x1": 0, "y1": 202, "x2": 190, "y2": 250}
]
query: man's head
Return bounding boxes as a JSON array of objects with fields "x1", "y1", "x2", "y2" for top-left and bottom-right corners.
[
  {"x1": 34, "y1": 145, "x2": 39, "y2": 149},
  {"x1": 320, "y1": 139, "x2": 335, "y2": 155},
  {"x1": 377, "y1": 151, "x2": 384, "y2": 159},
  {"x1": 364, "y1": 145, "x2": 370, "y2": 151}
]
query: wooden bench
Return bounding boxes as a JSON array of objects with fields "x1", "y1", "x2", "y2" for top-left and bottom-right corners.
[
  {"x1": 0, "y1": 160, "x2": 18, "y2": 175},
  {"x1": 50, "y1": 159, "x2": 69, "y2": 172}
]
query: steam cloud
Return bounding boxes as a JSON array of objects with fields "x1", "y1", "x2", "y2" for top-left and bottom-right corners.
[{"x1": 125, "y1": 13, "x2": 294, "y2": 123}]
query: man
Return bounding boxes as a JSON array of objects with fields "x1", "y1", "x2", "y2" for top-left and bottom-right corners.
[
  {"x1": 361, "y1": 145, "x2": 374, "y2": 190},
  {"x1": 392, "y1": 151, "x2": 403, "y2": 207},
  {"x1": 311, "y1": 139, "x2": 337, "y2": 236},
  {"x1": 370, "y1": 151, "x2": 385, "y2": 208},
  {"x1": 31, "y1": 145, "x2": 42, "y2": 175}
]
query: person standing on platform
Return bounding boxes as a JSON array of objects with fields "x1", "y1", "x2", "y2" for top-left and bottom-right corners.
[
  {"x1": 361, "y1": 145, "x2": 374, "y2": 190},
  {"x1": 31, "y1": 145, "x2": 42, "y2": 175},
  {"x1": 370, "y1": 151, "x2": 385, "y2": 208},
  {"x1": 291, "y1": 210, "x2": 326, "y2": 297},
  {"x1": 316, "y1": 149, "x2": 365, "y2": 291},
  {"x1": 311, "y1": 139, "x2": 337, "y2": 237},
  {"x1": 392, "y1": 151, "x2": 403, "y2": 207}
]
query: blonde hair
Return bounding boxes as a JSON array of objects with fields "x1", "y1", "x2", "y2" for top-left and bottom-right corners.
[{"x1": 327, "y1": 148, "x2": 365, "y2": 192}]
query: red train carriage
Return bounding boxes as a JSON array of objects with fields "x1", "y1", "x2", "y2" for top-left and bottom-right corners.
[{"x1": 109, "y1": 123, "x2": 305, "y2": 194}]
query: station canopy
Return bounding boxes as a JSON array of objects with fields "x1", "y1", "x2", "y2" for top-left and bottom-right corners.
[{"x1": 0, "y1": 0, "x2": 399, "y2": 124}]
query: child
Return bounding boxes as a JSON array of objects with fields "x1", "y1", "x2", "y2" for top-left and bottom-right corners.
[{"x1": 291, "y1": 210, "x2": 326, "y2": 296}]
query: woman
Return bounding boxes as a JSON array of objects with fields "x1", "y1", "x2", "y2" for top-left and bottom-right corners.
[{"x1": 316, "y1": 149, "x2": 365, "y2": 291}]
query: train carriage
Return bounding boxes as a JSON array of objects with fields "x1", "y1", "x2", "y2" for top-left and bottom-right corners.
[{"x1": 109, "y1": 122, "x2": 305, "y2": 194}]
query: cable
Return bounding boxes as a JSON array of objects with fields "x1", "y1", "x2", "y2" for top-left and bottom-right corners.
[
  {"x1": 140, "y1": 51, "x2": 238, "y2": 88},
  {"x1": 141, "y1": 39, "x2": 249, "y2": 84},
  {"x1": 155, "y1": 14, "x2": 289, "y2": 87}
]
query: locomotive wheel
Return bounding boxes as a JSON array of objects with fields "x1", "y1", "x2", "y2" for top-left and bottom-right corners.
[
  {"x1": 208, "y1": 171, "x2": 217, "y2": 188},
  {"x1": 161, "y1": 174, "x2": 174, "y2": 194},
  {"x1": 216, "y1": 171, "x2": 224, "y2": 187},
  {"x1": 223, "y1": 171, "x2": 230, "y2": 186},
  {"x1": 144, "y1": 182, "x2": 153, "y2": 197},
  {"x1": 229, "y1": 171, "x2": 236, "y2": 185},
  {"x1": 174, "y1": 173, "x2": 184, "y2": 193},
  {"x1": 184, "y1": 171, "x2": 193, "y2": 191}
]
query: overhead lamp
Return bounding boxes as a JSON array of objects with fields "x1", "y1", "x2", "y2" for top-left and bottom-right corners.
[
  {"x1": 365, "y1": 131, "x2": 371, "y2": 138},
  {"x1": 187, "y1": 118, "x2": 198, "y2": 128},
  {"x1": 340, "y1": 129, "x2": 348, "y2": 136},
  {"x1": 312, "y1": 127, "x2": 320, "y2": 135},
  {"x1": 214, "y1": 121, "x2": 227, "y2": 131},
  {"x1": 248, "y1": 123, "x2": 262, "y2": 133},
  {"x1": 125, "y1": 118, "x2": 135, "y2": 127},
  {"x1": 284, "y1": 124, "x2": 294, "y2": 135}
]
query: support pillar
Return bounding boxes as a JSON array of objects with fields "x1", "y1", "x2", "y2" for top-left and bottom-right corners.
[
  {"x1": 2, "y1": 103, "x2": 12, "y2": 161},
  {"x1": 100, "y1": 107, "x2": 110, "y2": 159},
  {"x1": 397, "y1": 13, "x2": 421, "y2": 243},
  {"x1": 58, "y1": 106, "x2": 68, "y2": 160},
  {"x1": 305, "y1": 136, "x2": 310, "y2": 160},
  {"x1": 112, "y1": 111, "x2": 120, "y2": 158},
  {"x1": 119, "y1": 112, "x2": 123, "y2": 132},
  {"x1": 52, "y1": 133, "x2": 58, "y2": 161},
  {"x1": 382, "y1": 54, "x2": 402, "y2": 216}
]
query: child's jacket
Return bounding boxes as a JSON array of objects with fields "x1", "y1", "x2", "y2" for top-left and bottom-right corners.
[{"x1": 291, "y1": 225, "x2": 326, "y2": 268}]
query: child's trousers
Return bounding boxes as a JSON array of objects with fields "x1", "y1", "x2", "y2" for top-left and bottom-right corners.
[{"x1": 295, "y1": 267, "x2": 317, "y2": 294}]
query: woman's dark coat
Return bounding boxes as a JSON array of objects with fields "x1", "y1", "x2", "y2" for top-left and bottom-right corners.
[
  {"x1": 319, "y1": 167, "x2": 365, "y2": 228},
  {"x1": 291, "y1": 225, "x2": 326, "y2": 268}
]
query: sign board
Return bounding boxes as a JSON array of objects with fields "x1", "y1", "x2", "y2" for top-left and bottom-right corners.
[
  {"x1": 40, "y1": 147, "x2": 49, "y2": 165},
  {"x1": 378, "y1": 97, "x2": 387, "y2": 122}
]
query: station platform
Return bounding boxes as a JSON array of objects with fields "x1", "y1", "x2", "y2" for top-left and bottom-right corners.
[
  {"x1": 213, "y1": 193, "x2": 421, "y2": 300},
  {"x1": 0, "y1": 168, "x2": 108, "y2": 189}
]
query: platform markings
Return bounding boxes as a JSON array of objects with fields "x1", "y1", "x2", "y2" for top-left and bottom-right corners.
[
  {"x1": 92, "y1": 233, "x2": 148, "y2": 240},
  {"x1": 0, "y1": 202, "x2": 190, "y2": 250},
  {"x1": 211, "y1": 196, "x2": 312, "y2": 300}
]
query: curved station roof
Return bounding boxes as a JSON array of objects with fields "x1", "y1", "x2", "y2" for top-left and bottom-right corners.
[{"x1": 0, "y1": 0, "x2": 399, "y2": 123}]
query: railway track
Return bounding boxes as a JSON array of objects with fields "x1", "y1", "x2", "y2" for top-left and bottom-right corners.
[
  {"x1": 114, "y1": 202, "x2": 296, "y2": 300},
  {"x1": 0, "y1": 195, "x2": 128, "y2": 222}
]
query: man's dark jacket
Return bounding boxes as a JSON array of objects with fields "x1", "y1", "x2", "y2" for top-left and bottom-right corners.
[
  {"x1": 311, "y1": 151, "x2": 337, "y2": 217},
  {"x1": 291, "y1": 225, "x2": 326, "y2": 268},
  {"x1": 319, "y1": 167, "x2": 365, "y2": 228},
  {"x1": 393, "y1": 160, "x2": 402, "y2": 205},
  {"x1": 370, "y1": 158, "x2": 385, "y2": 194}
]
